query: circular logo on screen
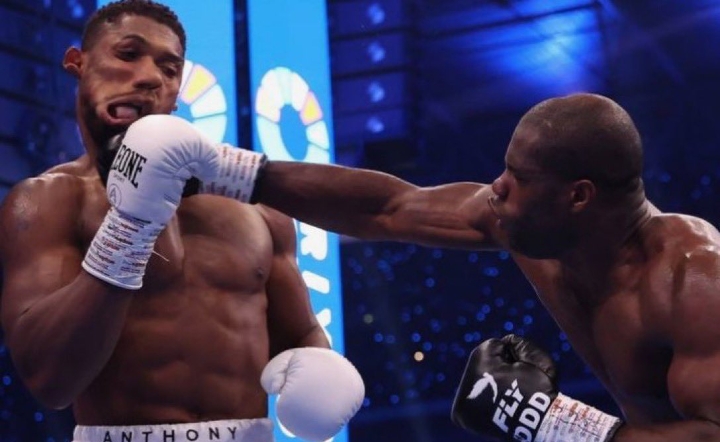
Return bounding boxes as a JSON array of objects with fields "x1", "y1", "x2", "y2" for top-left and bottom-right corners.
[
  {"x1": 176, "y1": 59, "x2": 228, "y2": 143},
  {"x1": 254, "y1": 67, "x2": 330, "y2": 164}
]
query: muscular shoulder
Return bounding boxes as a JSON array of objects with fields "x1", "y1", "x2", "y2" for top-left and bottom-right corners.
[
  {"x1": 668, "y1": 214, "x2": 720, "y2": 296},
  {"x1": 644, "y1": 213, "x2": 720, "y2": 264},
  {"x1": 0, "y1": 168, "x2": 89, "y2": 256},
  {"x1": 3, "y1": 156, "x2": 95, "y2": 207},
  {"x1": 641, "y1": 214, "x2": 720, "y2": 332},
  {"x1": 2, "y1": 172, "x2": 84, "y2": 217}
]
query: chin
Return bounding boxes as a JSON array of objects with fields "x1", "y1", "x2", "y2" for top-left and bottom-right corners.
[
  {"x1": 84, "y1": 121, "x2": 128, "y2": 153},
  {"x1": 95, "y1": 123, "x2": 126, "y2": 142}
]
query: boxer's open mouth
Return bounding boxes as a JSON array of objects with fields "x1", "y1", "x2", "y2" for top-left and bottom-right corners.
[
  {"x1": 103, "y1": 98, "x2": 152, "y2": 126},
  {"x1": 106, "y1": 103, "x2": 142, "y2": 125}
]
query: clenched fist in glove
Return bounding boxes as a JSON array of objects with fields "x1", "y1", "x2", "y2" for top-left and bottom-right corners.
[
  {"x1": 452, "y1": 334, "x2": 623, "y2": 442},
  {"x1": 83, "y1": 115, "x2": 221, "y2": 289},
  {"x1": 261, "y1": 347, "x2": 365, "y2": 442},
  {"x1": 86, "y1": 115, "x2": 267, "y2": 289}
]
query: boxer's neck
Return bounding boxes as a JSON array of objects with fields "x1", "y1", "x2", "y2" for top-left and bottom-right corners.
[
  {"x1": 78, "y1": 122, "x2": 100, "y2": 164},
  {"x1": 558, "y1": 193, "x2": 654, "y2": 295}
]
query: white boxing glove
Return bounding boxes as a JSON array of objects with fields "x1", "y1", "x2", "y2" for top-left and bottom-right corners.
[
  {"x1": 261, "y1": 347, "x2": 365, "y2": 442},
  {"x1": 82, "y1": 114, "x2": 220, "y2": 289}
]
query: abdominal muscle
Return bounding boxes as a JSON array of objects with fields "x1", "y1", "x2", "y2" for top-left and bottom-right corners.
[
  {"x1": 72, "y1": 196, "x2": 276, "y2": 425},
  {"x1": 72, "y1": 283, "x2": 271, "y2": 425},
  {"x1": 68, "y1": 192, "x2": 273, "y2": 426}
]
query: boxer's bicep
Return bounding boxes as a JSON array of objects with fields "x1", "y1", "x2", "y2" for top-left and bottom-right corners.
[
  {"x1": 383, "y1": 182, "x2": 503, "y2": 249},
  {"x1": 667, "y1": 352, "x2": 720, "y2": 425},
  {"x1": 260, "y1": 206, "x2": 329, "y2": 358},
  {"x1": 666, "y1": 251, "x2": 720, "y2": 425},
  {"x1": 0, "y1": 178, "x2": 82, "y2": 334}
]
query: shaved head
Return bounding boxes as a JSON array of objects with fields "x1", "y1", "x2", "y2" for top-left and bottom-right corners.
[{"x1": 518, "y1": 93, "x2": 643, "y2": 192}]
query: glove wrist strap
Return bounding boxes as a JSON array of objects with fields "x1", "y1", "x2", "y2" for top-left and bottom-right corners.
[
  {"x1": 82, "y1": 207, "x2": 164, "y2": 290},
  {"x1": 536, "y1": 393, "x2": 623, "y2": 442},
  {"x1": 199, "y1": 145, "x2": 266, "y2": 203}
]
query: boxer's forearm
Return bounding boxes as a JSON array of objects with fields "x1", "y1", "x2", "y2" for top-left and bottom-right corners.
[
  {"x1": 256, "y1": 161, "x2": 417, "y2": 241},
  {"x1": 611, "y1": 420, "x2": 720, "y2": 441},
  {"x1": 7, "y1": 272, "x2": 132, "y2": 409},
  {"x1": 296, "y1": 324, "x2": 331, "y2": 349}
]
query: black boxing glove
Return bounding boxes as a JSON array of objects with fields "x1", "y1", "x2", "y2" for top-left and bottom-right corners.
[{"x1": 451, "y1": 334, "x2": 622, "y2": 442}]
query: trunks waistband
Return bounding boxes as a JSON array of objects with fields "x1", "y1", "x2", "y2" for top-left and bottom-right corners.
[{"x1": 72, "y1": 418, "x2": 274, "y2": 442}]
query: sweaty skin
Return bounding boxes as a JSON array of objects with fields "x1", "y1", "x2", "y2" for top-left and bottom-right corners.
[
  {"x1": 0, "y1": 14, "x2": 326, "y2": 425},
  {"x1": 254, "y1": 95, "x2": 720, "y2": 441}
]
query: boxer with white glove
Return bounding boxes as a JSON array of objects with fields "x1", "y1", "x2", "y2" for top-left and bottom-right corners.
[
  {"x1": 89, "y1": 115, "x2": 363, "y2": 438},
  {"x1": 452, "y1": 334, "x2": 623, "y2": 442},
  {"x1": 83, "y1": 115, "x2": 222, "y2": 289},
  {"x1": 88, "y1": 114, "x2": 268, "y2": 289},
  {"x1": 261, "y1": 347, "x2": 365, "y2": 442}
]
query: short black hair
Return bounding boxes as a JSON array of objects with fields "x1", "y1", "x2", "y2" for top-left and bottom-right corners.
[
  {"x1": 81, "y1": 0, "x2": 186, "y2": 53},
  {"x1": 520, "y1": 93, "x2": 643, "y2": 192}
]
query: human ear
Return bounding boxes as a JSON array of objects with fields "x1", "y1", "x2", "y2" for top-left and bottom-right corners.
[
  {"x1": 569, "y1": 180, "x2": 595, "y2": 213},
  {"x1": 63, "y1": 46, "x2": 83, "y2": 78}
]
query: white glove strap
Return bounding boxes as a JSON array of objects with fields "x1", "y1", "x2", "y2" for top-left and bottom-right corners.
[
  {"x1": 199, "y1": 144, "x2": 266, "y2": 203},
  {"x1": 82, "y1": 207, "x2": 164, "y2": 290},
  {"x1": 536, "y1": 393, "x2": 622, "y2": 442}
]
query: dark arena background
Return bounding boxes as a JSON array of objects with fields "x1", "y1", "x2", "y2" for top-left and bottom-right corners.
[{"x1": 1, "y1": 0, "x2": 720, "y2": 441}]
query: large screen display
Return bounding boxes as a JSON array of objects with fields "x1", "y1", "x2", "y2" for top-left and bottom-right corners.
[{"x1": 248, "y1": 1, "x2": 347, "y2": 441}]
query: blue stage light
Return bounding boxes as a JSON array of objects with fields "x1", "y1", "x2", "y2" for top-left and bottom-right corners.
[
  {"x1": 366, "y1": 115, "x2": 386, "y2": 134},
  {"x1": 367, "y1": 80, "x2": 386, "y2": 103},
  {"x1": 367, "y1": 3, "x2": 386, "y2": 26},
  {"x1": 367, "y1": 41, "x2": 387, "y2": 63}
]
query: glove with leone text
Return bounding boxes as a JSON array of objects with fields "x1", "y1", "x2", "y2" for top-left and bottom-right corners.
[
  {"x1": 87, "y1": 115, "x2": 268, "y2": 289},
  {"x1": 84, "y1": 115, "x2": 220, "y2": 289}
]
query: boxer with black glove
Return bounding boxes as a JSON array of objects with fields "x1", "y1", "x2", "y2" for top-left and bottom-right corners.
[{"x1": 452, "y1": 334, "x2": 623, "y2": 442}]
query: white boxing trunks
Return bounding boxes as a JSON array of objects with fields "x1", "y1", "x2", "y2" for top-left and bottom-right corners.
[{"x1": 72, "y1": 418, "x2": 273, "y2": 442}]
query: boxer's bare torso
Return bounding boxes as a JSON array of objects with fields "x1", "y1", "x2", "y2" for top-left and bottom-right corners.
[
  {"x1": 1, "y1": 156, "x2": 319, "y2": 425},
  {"x1": 512, "y1": 213, "x2": 720, "y2": 424}
]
